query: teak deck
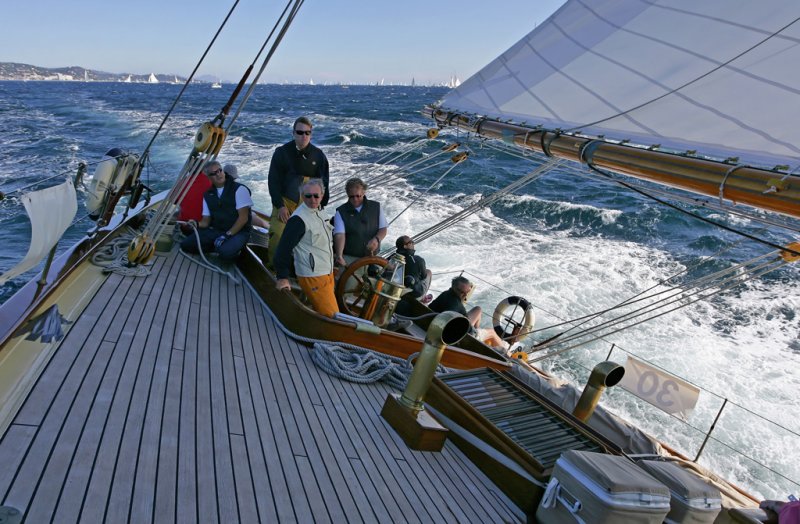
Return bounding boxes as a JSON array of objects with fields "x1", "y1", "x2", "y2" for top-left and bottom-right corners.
[{"x1": 0, "y1": 248, "x2": 523, "y2": 523}]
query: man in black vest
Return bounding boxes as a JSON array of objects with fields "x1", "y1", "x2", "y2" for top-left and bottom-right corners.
[
  {"x1": 267, "y1": 116, "x2": 330, "y2": 264},
  {"x1": 333, "y1": 177, "x2": 388, "y2": 267},
  {"x1": 181, "y1": 160, "x2": 253, "y2": 262}
]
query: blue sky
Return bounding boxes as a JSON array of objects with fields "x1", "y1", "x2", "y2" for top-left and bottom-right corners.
[{"x1": 2, "y1": 0, "x2": 565, "y2": 84}]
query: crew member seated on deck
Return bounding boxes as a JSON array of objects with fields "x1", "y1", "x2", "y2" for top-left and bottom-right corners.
[
  {"x1": 180, "y1": 160, "x2": 252, "y2": 263},
  {"x1": 274, "y1": 179, "x2": 339, "y2": 318},
  {"x1": 394, "y1": 235, "x2": 432, "y2": 317},
  {"x1": 429, "y1": 276, "x2": 508, "y2": 350},
  {"x1": 333, "y1": 177, "x2": 388, "y2": 267}
]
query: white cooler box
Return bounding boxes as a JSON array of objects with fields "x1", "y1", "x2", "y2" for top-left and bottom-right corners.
[
  {"x1": 638, "y1": 459, "x2": 721, "y2": 523},
  {"x1": 535, "y1": 450, "x2": 670, "y2": 523}
]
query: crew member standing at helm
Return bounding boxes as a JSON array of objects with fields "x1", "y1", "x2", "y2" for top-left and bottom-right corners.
[
  {"x1": 267, "y1": 116, "x2": 329, "y2": 264},
  {"x1": 333, "y1": 177, "x2": 388, "y2": 267}
]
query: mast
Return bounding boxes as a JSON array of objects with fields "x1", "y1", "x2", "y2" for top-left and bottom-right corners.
[{"x1": 424, "y1": 108, "x2": 800, "y2": 220}]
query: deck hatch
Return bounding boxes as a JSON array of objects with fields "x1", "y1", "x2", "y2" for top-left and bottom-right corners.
[{"x1": 439, "y1": 369, "x2": 603, "y2": 468}]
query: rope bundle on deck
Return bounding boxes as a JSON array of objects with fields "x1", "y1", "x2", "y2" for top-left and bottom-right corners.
[{"x1": 310, "y1": 342, "x2": 413, "y2": 390}]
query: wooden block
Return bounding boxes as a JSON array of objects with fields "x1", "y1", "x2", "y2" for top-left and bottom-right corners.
[{"x1": 380, "y1": 393, "x2": 448, "y2": 452}]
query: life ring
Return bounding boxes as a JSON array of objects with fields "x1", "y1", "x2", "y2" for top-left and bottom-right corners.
[{"x1": 492, "y1": 295, "x2": 535, "y2": 343}]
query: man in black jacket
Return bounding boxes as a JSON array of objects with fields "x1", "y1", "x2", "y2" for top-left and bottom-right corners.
[
  {"x1": 267, "y1": 116, "x2": 329, "y2": 263},
  {"x1": 393, "y1": 235, "x2": 433, "y2": 317},
  {"x1": 394, "y1": 235, "x2": 431, "y2": 300}
]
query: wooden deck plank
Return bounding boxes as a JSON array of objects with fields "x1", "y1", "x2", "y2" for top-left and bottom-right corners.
[
  {"x1": 130, "y1": 253, "x2": 187, "y2": 522},
  {"x1": 176, "y1": 262, "x2": 201, "y2": 524},
  {"x1": 154, "y1": 256, "x2": 197, "y2": 522},
  {"x1": 230, "y1": 433, "x2": 260, "y2": 523},
  {"x1": 1, "y1": 248, "x2": 524, "y2": 523},
  {"x1": 153, "y1": 348, "x2": 183, "y2": 524},
  {"x1": 3, "y1": 258, "x2": 166, "y2": 517},
  {"x1": 171, "y1": 255, "x2": 199, "y2": 352},
  {"x1": 78, "y1": 258, "x2": 176, "y2": 522},
  {"x1": 218, "y1": 274, "x2": 243, "y2": 436},
  {"x1": 0, "y1": 424, "x2": 36, "y2": 501},
  {"x1": 194, "y1": 270, "x2": 219, "y2": 523},
  {"x1": 103, "y1": 252, "x2": 181, "y2": 522},
  {"x1": 207, "y1": 274, "x2": 239, "y2": 523},
  {"x1": 24, "y1": 339, "x2": 119, "y2": 523},
  {"x1": 13, "y1": 270, "x2": 128, "y2": 426},
  {"x1": 232, "y1": 354, "x2": 279, "y2": 523},
  {"x1": 281, "y1": 338, "x2": 391, "y2": 523},
  {"x1": 357, "y1": 384, "x2": 472, "y2": 523},
  {"x1": 279, "y1": 350, "x2": 351, "y2": 523},
  {"x1": 236, "y1": 291, "x2": 294, "y2": 522},
  {"x1": 249, "y1": 301, "x2": 314, "y2": 522},
  {"x1": 310, "y1": 360, "x2": 434, "y2": 524}
]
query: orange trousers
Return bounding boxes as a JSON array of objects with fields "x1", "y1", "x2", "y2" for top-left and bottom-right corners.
[{"x1": 298, "y1": 273, "x2": 339, "y2": 318}]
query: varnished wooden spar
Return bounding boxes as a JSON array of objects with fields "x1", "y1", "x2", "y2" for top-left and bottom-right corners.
[
  {"x1": 425, "y1": 108, "x2": 800, "y2": 219},
  {"x1": 238, "y1": 245, "x2": 511, "y2": 371}
]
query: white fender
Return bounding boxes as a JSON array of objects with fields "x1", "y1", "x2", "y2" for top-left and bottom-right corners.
[
  {"x1": 492, "y1": 295, "x2": 535, "y2": 343},
  {"x1": 86, "y1": 150, "x2": 136, "y2": 218}
]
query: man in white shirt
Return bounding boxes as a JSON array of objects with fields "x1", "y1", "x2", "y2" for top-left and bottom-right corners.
[
  {"x1": 181, "y1": 160, "x2": 253, "y2": 262},
  {"x1": 333, "y1": 177, "x2": 388, "y2": 267}
]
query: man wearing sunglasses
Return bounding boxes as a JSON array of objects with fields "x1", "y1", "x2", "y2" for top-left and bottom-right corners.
[
  {"x1": 333, "y1": 177, "x2": 388, "y2": 267},
  {"x1": 180, "y1": 160, "x2": 253, "y2": 263},
  {"x1": 273, "y1": 179, "x2": 338, "y2": 317},
  {"x1": 267, "y1": 116, "x2": 330, "y2": 265}
]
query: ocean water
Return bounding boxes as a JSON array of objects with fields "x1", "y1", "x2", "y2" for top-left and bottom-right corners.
[{"x1": 1, "y1": 80, "x2": 798, "y2": 500}]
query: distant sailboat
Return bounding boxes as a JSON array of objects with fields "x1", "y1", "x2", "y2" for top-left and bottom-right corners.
[
  {"x1": 123, "y1": 75, "x2": 132, "y2": 83},
  {"x1": 211, "y1": 80, "x2": 222, "y2": 89},
  {"x1": 148, "y1": 73, "x2": 159, "y2": 84},
  {"x1": 446, "y1": 74, "x2": 461, "y2": 88},
  {"x1": 308, "y1": 78, "x2": 315, "y2": 86}
]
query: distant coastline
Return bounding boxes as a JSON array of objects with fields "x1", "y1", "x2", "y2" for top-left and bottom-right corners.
[{"x1": 0, "y1": 62, "x2": 194, "y2": 83}]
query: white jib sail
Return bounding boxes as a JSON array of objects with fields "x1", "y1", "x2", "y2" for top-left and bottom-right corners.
[
  {"x1": 0, "y1": 180, "x2": 78, "y2": 284},
  {"x1": 437, "y1": 0, "x2": 800, "y2": 169}
]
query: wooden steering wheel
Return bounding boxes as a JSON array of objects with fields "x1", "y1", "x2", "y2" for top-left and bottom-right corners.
[{"x1": 335, "y1": 256, "x2": 388, "y2": 316}]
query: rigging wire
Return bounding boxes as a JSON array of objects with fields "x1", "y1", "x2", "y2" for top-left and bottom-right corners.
[
  {"x1": 139, "y1": 0, "x2": 242, "y2": 161},
  {"x1": 584, "y1": 163, "x2": 800, "y2": 259}
]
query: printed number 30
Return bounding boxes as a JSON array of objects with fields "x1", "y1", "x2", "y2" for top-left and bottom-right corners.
[{"x1": 637, "y1": 371, "x2": 678, "y2": 408}]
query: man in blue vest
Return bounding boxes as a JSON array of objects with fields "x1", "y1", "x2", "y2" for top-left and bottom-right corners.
[
  {"x1": 333, "y1": 177, "x2": 388, "y2": 267},
  {"x1": 180, "y1": 160, "x2": 253, "y2": 262}
]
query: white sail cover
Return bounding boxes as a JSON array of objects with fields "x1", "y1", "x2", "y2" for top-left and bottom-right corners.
[
  {"x1": 0, "y1": 180, "x2": 77, "y2": 284},
  {"x1": 438, "y1": 0, "x2": 800, "y2": 169}
]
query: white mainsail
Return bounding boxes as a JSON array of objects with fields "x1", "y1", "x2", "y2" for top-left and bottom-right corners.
[
  {"x1": 148, "y1": 73, "x2": 159, "y2": 84},
  {"x1": 437, "y1": 0, "x2": 800, "y2": 169}
]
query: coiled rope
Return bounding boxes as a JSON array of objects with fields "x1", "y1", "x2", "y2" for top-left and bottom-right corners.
[
  {"x1": 310, "y1": 343, "x2": 413, "y2": 391},
  {"x1": 90, "y1": 226, "x2": 152, "y2": 277},
  {"x1": 239, "y1": 275, "x2": 447, "y2": 390}
]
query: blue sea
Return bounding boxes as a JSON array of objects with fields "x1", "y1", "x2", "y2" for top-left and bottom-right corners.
[{"x1": 1, "y1": 80, "x2": 798, "y2": 499}]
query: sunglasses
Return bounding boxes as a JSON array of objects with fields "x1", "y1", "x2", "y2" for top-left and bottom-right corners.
[
  {"x1": 207, "y1": 168, "x2": 223, "y2": 176},
  {"x1": 347, "y1": 194, "x2": 364, "y2": 199},
  {"x1": 303, "y1": 193, "x2": 321, "y2": 199},
  {"x1": 294, "y1": 129, "x2": 312, "y2": 136}
]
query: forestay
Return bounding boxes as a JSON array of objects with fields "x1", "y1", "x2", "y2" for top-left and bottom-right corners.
[{"x1": 437, "y1": 0, "x2": 800, "y2": 169}]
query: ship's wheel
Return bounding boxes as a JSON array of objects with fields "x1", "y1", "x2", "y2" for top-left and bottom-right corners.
[{"x1": 335, "y1": 256, "x2": 388, "y2": 316}]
